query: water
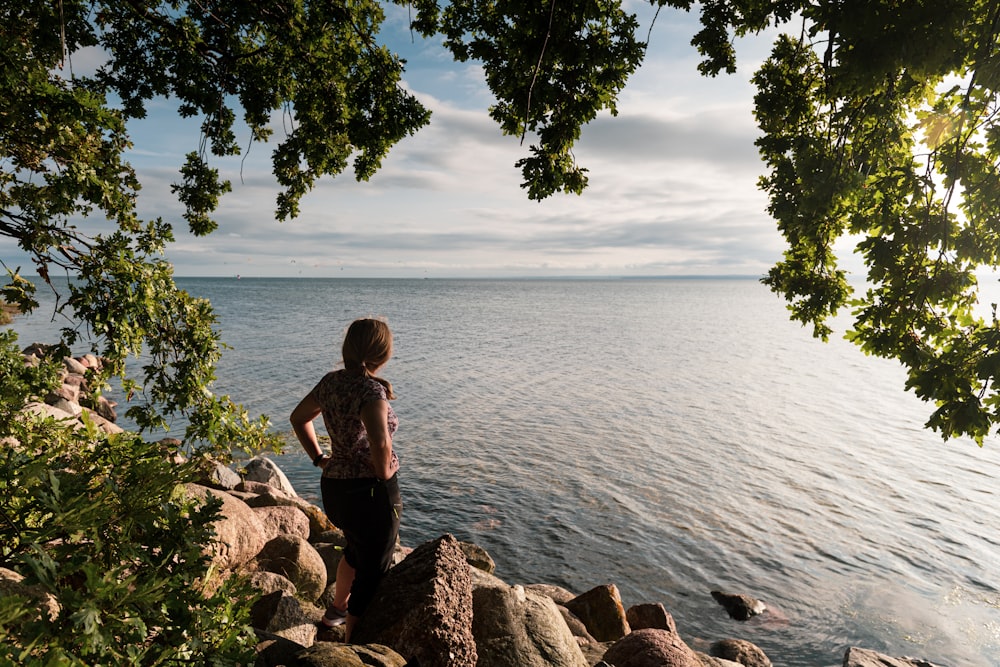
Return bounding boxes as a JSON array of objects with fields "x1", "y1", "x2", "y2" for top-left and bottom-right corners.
[{"x1": 7, "y1": 277, "x2": 1000, "y2": 666}]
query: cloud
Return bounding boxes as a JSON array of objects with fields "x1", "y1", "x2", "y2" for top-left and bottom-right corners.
[{"x1": 3, "y1": 13, "x2": 790, "y2": 280}]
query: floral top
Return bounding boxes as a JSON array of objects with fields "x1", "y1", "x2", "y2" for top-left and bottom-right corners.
[{"x1": 310, "y1": 370, "x2": 399, "y2": 480}]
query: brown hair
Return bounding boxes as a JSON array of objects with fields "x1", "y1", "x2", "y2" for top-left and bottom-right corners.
[{"x1": 342, "y1": 318, "x2": 396, "y2": 399}]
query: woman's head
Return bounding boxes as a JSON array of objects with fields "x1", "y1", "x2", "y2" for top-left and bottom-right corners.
[{"x1": 342, "y1": 319, "x2": 394, "y2": 395}]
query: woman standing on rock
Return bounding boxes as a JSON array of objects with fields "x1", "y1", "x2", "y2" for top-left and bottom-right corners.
[{"x1": 290, "y1": 318, "x2": 402, "y2": 642}]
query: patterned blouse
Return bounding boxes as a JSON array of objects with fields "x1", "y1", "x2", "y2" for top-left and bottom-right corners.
[{"x1": 310, "y1": 369, "x2": 399, "y2": 479}]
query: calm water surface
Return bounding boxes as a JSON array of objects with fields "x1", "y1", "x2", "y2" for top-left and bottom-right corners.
[{"x1": 8, "y1": 277, "x2": 1000, "y2": 666}]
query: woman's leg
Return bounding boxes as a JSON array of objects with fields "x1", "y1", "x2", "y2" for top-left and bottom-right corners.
[{"x1": 330, "y1": 554, "x2": 354, "y2": 613}]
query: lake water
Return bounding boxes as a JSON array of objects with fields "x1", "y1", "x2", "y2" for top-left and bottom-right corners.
[{"x1": 7, "y1": 276, "x2": 1000, "y2": 666}]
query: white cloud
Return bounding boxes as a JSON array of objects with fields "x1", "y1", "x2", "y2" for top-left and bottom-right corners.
[{"x1": 3, "y1": 11, "x2": 790, "y2": 279}]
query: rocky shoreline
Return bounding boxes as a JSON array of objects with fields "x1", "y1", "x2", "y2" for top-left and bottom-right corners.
[{"x1": 7, "y1": 346, "x2": 948, "y2": 667}]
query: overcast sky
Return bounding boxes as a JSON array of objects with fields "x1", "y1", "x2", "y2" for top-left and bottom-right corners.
[{"x1": 5, "y1": 4, "x2": 811, "y2": 279}]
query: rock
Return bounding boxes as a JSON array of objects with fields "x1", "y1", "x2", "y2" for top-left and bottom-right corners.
[
  {"x1": 696, "y1": 656, "x2": 744, "y2": 667},
  {"x1": 199, "y1": 459, "x2": 243, "y2": 490},
  {"x1": 81, "y1": 407, "x2": 124, "y2": 434},
  {"x1": 253, "y1": 505, "x2": 311, "y2": 542},
  {"x1": 709, "y1": 639, "x2": 772, "y2": 667},
  {"x1": 564, "y1": 584, "x2": 630, "y2": 642},
  {"x1": 458, "y1": 540, "x2": 496, "y2": 573},
  {"x1": 50, "y1": 397, "x2": 82, "y2": 417},
  {"x1": 63, "y1": 356, "x2": 88, "y2": 375},
  {"x1": 293, "y1": 642, "x2": 407, "y2": 667},
  {"x1": 557, "y1": 605, "x2": 595, "y2": 642},
  {"x1": 250, "y1": 590, "x2": 320, "y2": 647},
  {"x1": 182, "y1": 483, "x2": 268, "y2": 570},
  {"x1": 471, "y1": 575, "x2": 588, "y2": 667},
  {"x1": 0, "y1": 567, "x2": 60, "y2": 621},
  {"x1": 243, "y1": 456, "x2": 297, "y2": 496},
  {"x1": 93, "y1": 394, "x2": 117, "y2": 422},
  {"x1": 47, "y1": 383, "x2": 80, "y2": 404},
  {"x1": 238, "y1": 480, "x2": 292, "y2": 497},
  {"x1": 843, "y1": 647, "x2": 944, "y2": 667},
  {"x1": 239, "y1": 483, "x2": 337, "y2": 540},
  {"x1": 249, "y1": 571, "x2": 298, "y2": 598},
  {"x1": 256, "y1": 534, "x2": 327, "y2": 603},
  {"x1": 602, "y1": 628, "x2": 702, "y2": 667},
  {"x1": 254, "y1": 632, "x2": 308, "y2": 667},
  {"x1": 352, "y1": 534, "x2": 477, "y2": 667},
  {"x1": 627, "y1": 602, "x2": 678, "y2": 633},
  {"x1": 526, "y1": 583, "x2": 577, "y2": 606},
  {"x1": 711, "y1": 591, "x2": 767, "y2": 621}
]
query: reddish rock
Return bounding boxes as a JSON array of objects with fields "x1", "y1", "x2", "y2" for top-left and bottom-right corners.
[
  {"x1": 352, "y1": 534, "x2": 477, "y2": 667},
  {"x1": 602, "y1": 628, "x2": 701, "y2": 667},
  {"x1": 710, "y1": 638, "x2": 772, "y2": 667},
  {"x1": 564, "y1": 584, "x2": 630, "y2": 642},
  {"x1": 627, "y1": 602, "x2": 677, "y2": 633}
]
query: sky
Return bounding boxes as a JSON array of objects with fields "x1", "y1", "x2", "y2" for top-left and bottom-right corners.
[{"x1": 5, "y1": 3, "x2": 810, "y2": 279}]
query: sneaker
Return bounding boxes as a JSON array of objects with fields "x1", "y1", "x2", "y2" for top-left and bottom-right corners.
[{"x1": 317, "y1": 606, "x2": 347, "y2": 628}]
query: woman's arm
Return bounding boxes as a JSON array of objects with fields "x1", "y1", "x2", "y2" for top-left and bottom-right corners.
[
  {"x1": 360, "y1": 399, "x2": 398, "y2": 481},
  {"x1": 290, "y1": 393, "x2": 327, "y2": 465}
]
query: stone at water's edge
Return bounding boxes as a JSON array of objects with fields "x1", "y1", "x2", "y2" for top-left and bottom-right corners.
[
  {"x1": 626, "y1": 602, "x2": 677, "y2": 633},
  {"x1": 243, "y1": 455, "x2": 297, "y2": 496},
  {"x1": 843, "y1": 647, "x2": 944, "y2": 667},
  {"x1": 564, "y1": 583, "x2": 631, "y2": 642},
  {"x1": 710, "y1": 638, "x2": 772, "y2": 667},
  {"x1": 711, "y1": 590, "x2": 767, "y2": 621},
  {"x1": 601, "y1": 628, "x2": 702, "y2": 667},
  {"x1": 470, "y1": 568, "x2": 588, "y2": 667}
]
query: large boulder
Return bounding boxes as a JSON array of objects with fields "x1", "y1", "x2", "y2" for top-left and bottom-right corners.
[
  {"x1": 564, "y1": 584, "x2": 630, "y2": 642},
  {"x1": 240, "y1": 482, "x2": 337, "y2": 539},
  {"x1": 243, "y1": 456, "x2": 297, "y2": 496},
  {"x1": 253, "y1": 505, "x2": 311, "y2": 542},
  {"x1": 256, "y1": 534, "x2": 327, "y2": 603},
  {"x1": 602, "y1": 628, "x2": 702, "y2": 667},
  {"x1": 843, "y1": 647, "x2": 944, "y2": 667},
  {"x1": 470, "y1": 568, "x2": 588, "y2": 667},
  {"x1": 352, "y1": 534, "x2": 477, "y2": 667},
  {"x1": 250, "y1": 590, "x2": 321, "y2": 648},
  {"x1": 183, "y1": 483, "x2": 267, "y2": 570},
  {"x1": 526, "y1": 583, "x2": 577, "y2": 606},
  {"x1": 709, "y1": 639, "x2": 772, "y2": 667}
]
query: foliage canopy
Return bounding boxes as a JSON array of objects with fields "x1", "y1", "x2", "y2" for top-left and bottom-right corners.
[{"x1": 4, "y1": 0, "x2": 1000, "y2": 657}]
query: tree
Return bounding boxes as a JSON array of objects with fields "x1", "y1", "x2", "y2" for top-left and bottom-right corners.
[{"x1": 3, "y1": 0, "x2": 1000, "y2": 656}]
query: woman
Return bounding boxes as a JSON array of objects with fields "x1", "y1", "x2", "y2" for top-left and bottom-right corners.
[{"x1": 290, "y1": 318, "x2": 402, "y2": 641}]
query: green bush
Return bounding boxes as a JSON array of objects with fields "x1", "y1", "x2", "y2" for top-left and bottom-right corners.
[{"x1": 0, "y1": 332, "x2": 257, "y2": 666}]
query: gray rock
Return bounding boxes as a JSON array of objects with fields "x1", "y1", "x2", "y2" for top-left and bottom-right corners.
[
  {"x1": 709, "y1": 638, "x2": 772, "y2": 667},
  {"x1": 253, "y1": 632, "x2": 307, "y2": 667},
  {"x1": 257, "y1": 534, "x2": 327, "y2": 603},
  {"x1": 250, "y1": 590, "x2": 320, "y2": 648},
  {"x1": 243, "y1": 456, "x2": 297, "y2": 496},
  {"x1": 711, "y1": 590, "x2": 767, "y2": 621},
  {"x1": 253, "y1": 505, "x2": 311, "y2": 542},
  {"x1": 249, "y1": 571, "x2": 298, "y2": 598},
  {"x1": 200, "y1": 460, "x2": 243, "y2": 490},
  {"x1": 183, "y1": 483, "x2": 268, "y2": 570},
  {"x1": 564, "y1": 584, "x2": 630, "y2": 642},
  {"x1": 472, "y1": 578, "x2": 588, "y2": 667},
  {"x1": 352, "y1": 534, "x2": 477, "y2": 667},
  {"x1": 458, "y1": 540, "x2": 496, "y2": 573}
]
